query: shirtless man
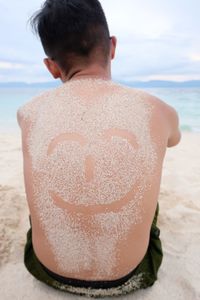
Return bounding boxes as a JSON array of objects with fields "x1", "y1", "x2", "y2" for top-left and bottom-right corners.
[{"x1": 17, "y1": 0, "x2": 181, "y2": 297}]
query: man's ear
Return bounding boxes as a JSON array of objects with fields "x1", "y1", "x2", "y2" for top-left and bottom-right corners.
[
  {"x1": 43, "y1": 58, "x2": 61, "y2": 79},
  {"x1": 110, "y1": 36, "x2": 117, "y2": 60}
]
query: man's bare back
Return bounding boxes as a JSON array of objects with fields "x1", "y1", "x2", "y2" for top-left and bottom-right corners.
[{"x1": 17, "y1": 77, "x2": 181, "y2": 281}]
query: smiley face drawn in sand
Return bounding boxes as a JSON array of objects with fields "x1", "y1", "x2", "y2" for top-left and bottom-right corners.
[
  {"x1": 47, "y1": 128, "x2": 140, "y2": 215},
  {"x1": 34, "y1": 126, "x2": 148, "y2": 274}
]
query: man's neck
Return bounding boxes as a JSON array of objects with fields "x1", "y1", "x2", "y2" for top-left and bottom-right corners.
[{"x1": 62, "y1": 64, "x2": 112, "y2": 82}]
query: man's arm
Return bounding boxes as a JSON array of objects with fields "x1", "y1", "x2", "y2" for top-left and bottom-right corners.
[
  {"x1": 142, "y1": 91, "x2": 181, "y2": 148},
  {"x1": 165, "y1": 104, "x2": 181, "y2": 147},
  {"x1": 17, "y1": 109, "x2": 22, "y2": 128}
]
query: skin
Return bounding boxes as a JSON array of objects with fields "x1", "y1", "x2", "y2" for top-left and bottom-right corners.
[
  {"x1": 43, "y1": 36, "x2": 181, "y2": 149},
  {"x1": 18, "y1": 35, "x2": 181, "y2": 280}
]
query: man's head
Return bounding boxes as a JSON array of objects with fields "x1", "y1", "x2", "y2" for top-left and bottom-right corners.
[{"x1": 30, "y1": 0, "x2": 117, "y2": 81}]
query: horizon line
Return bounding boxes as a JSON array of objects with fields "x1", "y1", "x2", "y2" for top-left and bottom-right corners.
[{"x1": 0, "y1": 79, "x2": 200, "y2": 84}]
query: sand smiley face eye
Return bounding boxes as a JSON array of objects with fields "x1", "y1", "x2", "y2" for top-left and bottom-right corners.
[{"x1": 47, "y1": 128, "x2": 140, "y2": 215}]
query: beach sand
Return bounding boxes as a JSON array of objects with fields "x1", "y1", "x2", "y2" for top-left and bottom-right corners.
[{"x1": 0, "y1": 131, "x2": 200, "y2": 300}]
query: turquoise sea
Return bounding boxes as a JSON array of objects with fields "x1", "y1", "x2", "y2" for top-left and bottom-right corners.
[{"x1": 0, "y1": 86, "x2": 200, "y2": 133}]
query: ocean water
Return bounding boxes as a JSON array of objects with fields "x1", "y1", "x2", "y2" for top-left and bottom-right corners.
[
  {"x1": 0, "y1": 88, "x2": 48, "y2": 133},
  {"x1": 0, "y1": 86, "x2": 200, "y2": 133}
]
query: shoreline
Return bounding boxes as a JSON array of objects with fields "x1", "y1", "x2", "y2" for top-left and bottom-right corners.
[{"x1": 0, "y1": 131, "x2": 200, "y2": 299}]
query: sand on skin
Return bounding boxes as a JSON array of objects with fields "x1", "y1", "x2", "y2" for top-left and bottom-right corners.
[{"x1": 0, "y1": 131, "x2": 200, "y2": 300}]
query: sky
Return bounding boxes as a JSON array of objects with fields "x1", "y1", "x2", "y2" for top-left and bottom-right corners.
[{"x1": 0, "y1": 0, "x2": 200, "y2": 83}]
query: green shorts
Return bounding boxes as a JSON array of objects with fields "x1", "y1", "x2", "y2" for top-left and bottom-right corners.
[{"x1": 24, "y1": 203, "x2": 163, "y2": 298}]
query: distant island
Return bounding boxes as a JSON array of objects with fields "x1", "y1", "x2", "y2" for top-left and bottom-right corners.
[
  {"x1": 122, "y1": 80, "x2": 200, "y2": 88},
  {"x1": 0, "y1": 80, "x2": 200, "y2": 88}
]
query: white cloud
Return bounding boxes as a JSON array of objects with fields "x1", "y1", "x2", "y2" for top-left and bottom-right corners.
[
  {"x1": 101, "y1": 0, "x2": 172, "y2": 40},
  {"x1": 0, "y1": 61, "x2": 25, "y2": 70},
  {"x1": 189, "y1": 54, "x2": 200, "y2": 62}
]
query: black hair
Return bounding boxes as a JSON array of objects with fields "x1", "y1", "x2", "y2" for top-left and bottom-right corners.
[{"x1": 29, "y1": 0, "x2": 111, "y2": 74}]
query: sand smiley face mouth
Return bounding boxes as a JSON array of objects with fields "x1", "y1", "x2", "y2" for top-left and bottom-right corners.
[{"x1": 46, "y1": 127, "x2": 141, "y2": 215}]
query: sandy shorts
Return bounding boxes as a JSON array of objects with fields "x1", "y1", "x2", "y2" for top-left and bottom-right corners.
[{"x1": 24, "y1": 203, "x2": 163, "y2": 298}]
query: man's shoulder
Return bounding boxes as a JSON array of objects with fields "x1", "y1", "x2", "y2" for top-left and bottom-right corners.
[
  {"x1": 115, "y1": 84, "x2": 179, "y2": 125},
  {"x1": 115, "y1": 83, "x2": 170, "y2": 109},
  {"x1": 126, "y1": 87, "x2": 176, "y2": 116},
  {"x1": 17, "y1": 87, "x2": 61, "y2": 124}
]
